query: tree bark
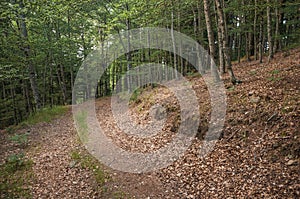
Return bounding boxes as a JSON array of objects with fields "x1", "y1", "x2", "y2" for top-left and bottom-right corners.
[
  {"x1": 214, "y1": 2, "x2": 225, "y2": 74},
  {"x1": 203, "y1": 0, "x2": 216, "y2": 60},
  {"x1": 171, "y1": 10, "x2": 178, "y2": 79},
  {"x1": 267, "y1": 0, "x2": 274, "y2": 62},
  {"x1": 259, "y1": 15, "x2": 264, "y2": 63},
  {"x1": 215, "y1": 0, "x2": 238, "y2": 84},
  {"x1": 273, "y1": 0, "x2": 280, "y2": 53},
  {"x1": 203, "y1": 0, "x2": 220, "y2": 82},
  {"x1": 18, "y1": 1, "x2": 41, "y2": 110},
  {"x1": 254, "y1": 0, "x2": 258, "y2": 60}
]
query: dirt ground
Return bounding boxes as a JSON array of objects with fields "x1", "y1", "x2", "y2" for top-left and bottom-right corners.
[{"x1": 1, "y1": 48, "x2": 299, "y2": 198}]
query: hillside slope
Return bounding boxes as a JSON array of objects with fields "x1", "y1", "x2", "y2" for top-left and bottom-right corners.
[{"x1": 0, "y1": 48, "x2": 299, "y2": 198}]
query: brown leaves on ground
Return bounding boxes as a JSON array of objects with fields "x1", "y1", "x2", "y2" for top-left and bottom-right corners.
[{"x1": 0, "y1": 48, "x2": 299, "y2": 198}]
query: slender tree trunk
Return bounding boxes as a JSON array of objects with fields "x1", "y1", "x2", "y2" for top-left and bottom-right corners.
[
  {"x1": 18, "y1": 1, "x2": 41, "y2": 110},
  {"x1": 214, "y1": 2, "x2": 225, "y2": 74},
  {"x1": 193, "y1": 7, "x2": 204, "y2": 74},
  {"x1": 203, "y1": 0, "x2": 216, "y2": 60},
  {"x1": 267, "y1": 0, "x2": 274, "y2": 62},
  {"x1": 215, "y1": 0, "x2": 237, "y2": 84},
  {"x1": 10, "y1": 82, "x2": 18, "y2": 124},
  {"x1": 125, "y1": 3, "x2": 132, "y2": 92},
  {"x1": 203, "y1": 0, "x2": 220, "y2": 82},
  {"x1": 238, "y1": 32, "x2": 241, "y2": 63},
  {"x1": 171, "y1": 10, "x2": 178, "y2": 79},
  {"x1": 254, "y1": 0, "x2": 258, "y2": 60},
  {"x1": 67, "y1": 10, "x2": 74, "y2": 102},
  {"x1": 177, "y1": 1, "x2": 184, "y2": 75},
  {"x1": 259, "y1": 15, "x2": 264, "y2": 63},
  {"x1": 273, "y1": 0, "x2": 280, "y2": 53}
]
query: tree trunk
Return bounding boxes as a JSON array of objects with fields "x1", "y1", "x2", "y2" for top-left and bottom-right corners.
[
  {"x1": 267, "y1": 0, "x2": 274, "y2": 62},
  {"x1": 193, "y1": 7, "x2": 205, "y2": 74},
  {"x1": 125, "y1": 3, "x2": 132, "y2": 91},
  {"x1": 273, "y1": 0, "x2": 280, "y2": 53},
  {"x1": 214, "y1": 2, "x2": 225, "y2": 74},
  {"x1": 254, "y1": 0, "x2": 258, "y2": 60},
  {"x1": 203, "y1": 0, "x2": 216, "y2": 60},
  {"x1": 171, "y1": 10, "x2": 178, "y2": 79},
  {"x1": 238, "y1": 32, "x2": 241, "y2": 63},
  {"x1": 259, "y1": 16, "x2": 264, "y2": 63},
  {"x1": 215, "y1": 0, "x2": 237, "y2": 84},
  {"x1": 18, "y1": 1, "x2": 41, "y2": 110},
  {"x1": 203, "y1": 0, "x2": 220, "y2": 82}
]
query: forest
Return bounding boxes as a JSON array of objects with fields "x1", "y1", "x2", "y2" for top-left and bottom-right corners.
[
  {"x1": 0, "y1": 0, "x2": 300, "y2": 198},
  {"x1": 1, "y1": 0, "x2": 299, "y2": 128}
]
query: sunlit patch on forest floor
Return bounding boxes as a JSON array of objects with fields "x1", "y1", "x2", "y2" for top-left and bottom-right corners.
[{"x1": 0, "y1": 48, "x2": 299, "y2": 198}]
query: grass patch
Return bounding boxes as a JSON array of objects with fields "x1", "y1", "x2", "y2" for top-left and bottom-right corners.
[
  {"x1": 112, "y1": 191, "x2": 129, "y2": 199},
  {"x1": 0, "y1": 153, "x2": 33, "y2": 198},
  {"x1": 74, "y1": 110, "x2": 88, "y2": 143},
  {"x1": 70, "y1": 150, "x2": 109, "y2": 186},
  {"x1": 270, "y1": 69, "x2": 280, "y2": 75},
  {"x1": 130, "y1": 88, "x2": 142, "y2": 103},
  {"x1": 249, "y1": 70, "x2": 257, "y2": 75},
  {"x1": 21, "y1": 106, "x2": 69, "y2": 126},
  {"x1": 9, "y1": 133, "x2": 29, "y2": 147},
  {"x1": 267, "y1": 77, "x2": 282, "y2": 82},
  {"x1": 267, "y1": 69, "x2": 282, "y2": 82}
]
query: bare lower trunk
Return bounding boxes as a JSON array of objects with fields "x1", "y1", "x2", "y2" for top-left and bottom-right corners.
[
  {"x1": 203, "y1": 0, "x2": 220, "y2": 82},
  {"x1": 267, "y1": 0, "x2": 274, "y2": 62},
  {"x1": 215, "y1": 0, "x2": 237, "y2": 84},
  {"x1": 259, "y1": 16, "x2": 263, "y2": 63},
  {"x1": 254, "y1": 0, "x2": 258, "y2": 60},
  {"x1": 273, "y1": 2, "x2": 280, "y2": 53},
  {"x1": 214, "y1": 3, "x2": 225, "y2": 74},
  {"x1": 171, "y1": 11, "x2": 178, "y2": 79}
]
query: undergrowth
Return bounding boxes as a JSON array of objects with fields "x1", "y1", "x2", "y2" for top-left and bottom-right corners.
[
  {"x1": 22, "y1": 106, "x2": 69, "y2": 125},
  {"x1": 0, "y1": 153, "x2": 33, "y2": 198},
  {"x1": 70, "y1": 150, "x2": 108, "y2": 186}
]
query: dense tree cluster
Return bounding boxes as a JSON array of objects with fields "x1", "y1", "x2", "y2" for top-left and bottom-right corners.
[{"x1": 0, "y1": 0, "x2": 299, "y2": 128}]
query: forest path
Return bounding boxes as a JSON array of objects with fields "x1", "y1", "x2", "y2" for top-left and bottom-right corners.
[
  {"x1": 1, "y1": 48, "x2": 299, "y2": 198},
  {"x1": 25, "y1": 111, "x2": 168, "y2": 198}
]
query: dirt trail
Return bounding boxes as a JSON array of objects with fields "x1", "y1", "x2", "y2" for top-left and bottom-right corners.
[{"x1": 1, "y1": 48, "x2": 299, "y2": 198}]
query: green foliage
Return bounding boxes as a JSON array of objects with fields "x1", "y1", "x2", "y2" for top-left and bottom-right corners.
[
  {"x1": 22, "y1": 106, "x2": 69, "y2": 125},
  {"x1": 70, "y1": 150, "x2": 108, "y2": 186},
  {"x1": 270, "y1": 69, "x2": 280, "y2": 75},
  {"x1": 0, "y1": 153, "x2": 33, "y2": 198},
  {"x1": 249, "y1": 70, "x2": 257, "y2": 76},
  {"x1": 74, "y1": 110, "x2": 88, "y2": 143},
  {"x1": 9, "y1": 133, "x2": 29, "y2": 147},
  {"x1": 267, "y1": 69, "x2": 282, "y2": 82},
  {"x1": 5, "y1": 153, "x2": 27, "y2": 172},
  {"x1": 112, "y1": 191, "x2": 129, "y2": 199},
  {"x1": 267, "y1": 77, "x2": 282, "y2": 82},
  {"x1": 1, "y1": 0, "x2": 300, "y2": 129},
  {"x1": 130, "y1": 88, "x2": 143, "y2": 103},
  {"x1": 5, "y1": 126, "x2": 16, "y2": 134}
]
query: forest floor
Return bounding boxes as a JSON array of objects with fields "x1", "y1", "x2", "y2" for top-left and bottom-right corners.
[{"x1": 0, "y1": 48, "x2": 299, "y2": 198}]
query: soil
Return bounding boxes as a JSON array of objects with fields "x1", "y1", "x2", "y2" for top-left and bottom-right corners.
[{"x1": 0, "y1": 48, "x2": 299, "y2": 198}]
